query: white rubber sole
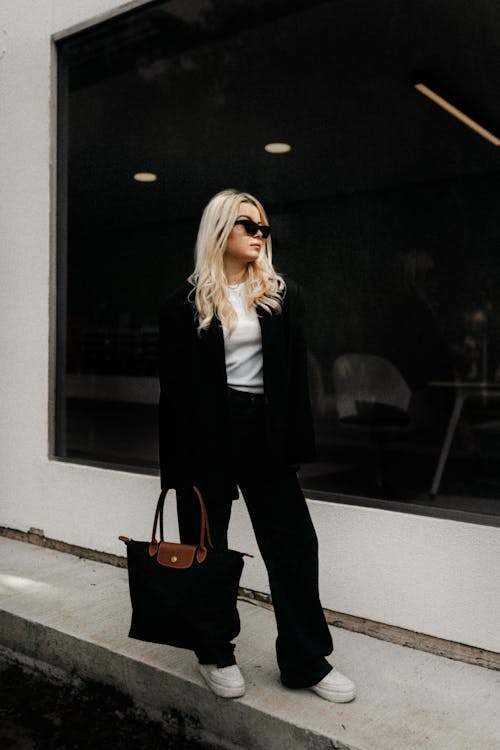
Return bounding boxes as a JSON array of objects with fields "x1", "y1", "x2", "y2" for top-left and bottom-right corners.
[{"x1": 309, "y1": 684, "x2": 356, "y2": 702}]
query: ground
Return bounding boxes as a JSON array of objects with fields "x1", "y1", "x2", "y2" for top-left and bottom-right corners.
[{"x1": 0, "y1": 658, "x2": 221, "y2": 750}]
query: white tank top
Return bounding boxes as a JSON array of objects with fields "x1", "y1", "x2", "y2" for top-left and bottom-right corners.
[{"x1": 222, "y1": 282, "x2": 264, "y2": 394}]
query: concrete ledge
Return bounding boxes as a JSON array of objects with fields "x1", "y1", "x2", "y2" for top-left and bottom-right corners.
[
  {"x1": 1, "y1": 537, "x2": 499, "y2": 750},
  {"x1": 3, "y1": 525, "x2": 499, "y2": 672}
]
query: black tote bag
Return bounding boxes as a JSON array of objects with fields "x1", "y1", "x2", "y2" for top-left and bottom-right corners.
[{"x1": 119, "y1": 486, "x2": 251, "y2": 650}]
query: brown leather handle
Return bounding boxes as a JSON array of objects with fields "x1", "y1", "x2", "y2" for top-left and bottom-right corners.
[
  {"x1": 150, "y1": 486, "x2": 214, "y2": 556},
  {"x1": 150, "y1": 489, "x2": 167, "y2": 546},
  {"x1": 192, "y1": 485, "x2": 214, "y2": 558}
]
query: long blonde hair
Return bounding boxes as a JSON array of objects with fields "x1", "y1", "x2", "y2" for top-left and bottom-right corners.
[{"x1": 187, "y1": 189, "x2": 286, "y2": 336}]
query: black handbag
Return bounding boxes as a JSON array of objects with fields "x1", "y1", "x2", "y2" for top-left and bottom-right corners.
[{"x1": 119, "y1": 486, "x2": 251, "y2": 650}]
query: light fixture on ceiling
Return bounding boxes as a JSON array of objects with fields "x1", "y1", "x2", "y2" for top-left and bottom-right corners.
[
  {"x1": 133, "y1": 172, "x2": 158, "y2": 182},
  {"x1": 414, "y1": 83, "x2": 499, "y2": 146},
  {"x1": 264, "y1": 142, "x2": 292, "y2": 154}
]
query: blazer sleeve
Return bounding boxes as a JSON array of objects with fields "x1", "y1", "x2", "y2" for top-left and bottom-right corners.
[
  {"x1": 158, "y1": 291, "x2": 199, "y2": 489},
  {"x1": 287, "y1": 282, "x2": 317, "y2": 463}
]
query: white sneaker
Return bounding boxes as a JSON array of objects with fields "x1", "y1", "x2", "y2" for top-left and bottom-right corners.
[
  {"x1": 309, "y1": 668, "x2": 356, "y2": 703},
  {"x1": 198, "y1": 663, "x2": 246, "y2": 698}
]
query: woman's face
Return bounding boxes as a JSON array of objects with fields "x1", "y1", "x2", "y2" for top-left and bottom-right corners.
[{"x1": 224, "y1": 201, "x2": 264, "y2": 267}]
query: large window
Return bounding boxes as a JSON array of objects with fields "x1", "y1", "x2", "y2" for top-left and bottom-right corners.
[{"x1": 55, "y1": 0, "x2": 500, "y2": 521}]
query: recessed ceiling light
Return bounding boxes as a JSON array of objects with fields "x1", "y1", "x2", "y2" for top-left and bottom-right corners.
[
  {"x1": 133, "y1": 172, "x2": 158, "y2": 182},
  {"x1": 264, "y1": 142, "x2": 292, "y2": 154}
]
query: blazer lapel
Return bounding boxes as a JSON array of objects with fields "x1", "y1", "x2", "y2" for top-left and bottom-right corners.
[
  {"x1": 199, "y1": 316, "x2": 228, "y2": 391},
  {"x1": 258, "y1": 308, "x2": 286, "y2": 402}
]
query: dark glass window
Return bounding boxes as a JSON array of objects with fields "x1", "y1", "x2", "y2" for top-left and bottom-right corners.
[{"x1": 55, "y1": 0, "x2": 500, "y2": 519}]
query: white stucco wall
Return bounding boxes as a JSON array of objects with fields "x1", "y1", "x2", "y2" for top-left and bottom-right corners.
[{"x1": 1, "y1": 0, "x2": 499, "y2": 654}]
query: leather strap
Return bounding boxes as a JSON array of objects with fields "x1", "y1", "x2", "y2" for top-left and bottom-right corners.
[
  {"x1": 150, "y1": 489, "x2": 167, "y2": 547},
  {"x1": 150, "y1": 486, "x2": 214, "y2": 556},
  {"x1": 193, "y1": 484, "x2": 214, "y2": 558}
]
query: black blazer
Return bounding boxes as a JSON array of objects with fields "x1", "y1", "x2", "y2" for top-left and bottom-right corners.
[{"x1": 158, "y1": 277, "x2": 316, "y2": 495}]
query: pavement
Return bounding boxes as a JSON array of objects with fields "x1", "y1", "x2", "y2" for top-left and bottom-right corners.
[
  {"x1": 0, "y1": 536, "x2": 499, "y2": 750},
  {"x1": 0, "y1": 655, "x2": 222, "y2": 749}
]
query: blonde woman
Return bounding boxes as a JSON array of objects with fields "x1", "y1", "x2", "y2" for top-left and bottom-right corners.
[{"x1": 158, "y1": 189, "x2": 356, "y2": 702}]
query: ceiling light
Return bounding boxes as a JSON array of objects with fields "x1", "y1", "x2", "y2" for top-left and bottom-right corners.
[
  {"x1": 133, "y1": 172, "x2": 157, "y2": 182},
  {"x1": 264, "y1": 142, "x2": 292, "y2": 154},
  {"x1": 414, "y1": 83, "x2": 499, "y2": 146}
]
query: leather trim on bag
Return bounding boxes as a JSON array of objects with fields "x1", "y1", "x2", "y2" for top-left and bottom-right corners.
[{"x1": 157, "y1": 541, "x2": 197, "y2": 568}]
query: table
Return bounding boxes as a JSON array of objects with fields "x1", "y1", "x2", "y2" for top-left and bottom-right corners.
[{"x1": 428, "y1": 381, "x2": 500, "y2": 497}]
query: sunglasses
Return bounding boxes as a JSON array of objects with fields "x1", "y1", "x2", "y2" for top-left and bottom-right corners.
[{"x1": 234, "y1": 219, "x2": 271, "y2": 239}]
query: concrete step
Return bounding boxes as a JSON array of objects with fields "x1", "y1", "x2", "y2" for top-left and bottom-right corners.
[{"x1": 0, "y1": 536, "x2": 499, "y2": 750}]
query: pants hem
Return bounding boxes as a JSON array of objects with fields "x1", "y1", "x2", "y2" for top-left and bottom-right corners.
[{"x1": 280, "y1": 660, "x2": 333, "y2": 689}]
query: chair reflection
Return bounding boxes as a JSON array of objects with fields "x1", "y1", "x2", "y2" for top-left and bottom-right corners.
[
  {"x1": 308, "y1": 351, "x2": 337, "y2": 419},
  {"x1": 332, "y1": 354, "x2": 413, "y2": 497}
]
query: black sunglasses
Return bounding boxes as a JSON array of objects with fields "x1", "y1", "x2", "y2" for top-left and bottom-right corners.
[{"x1": 234, "y1": 219, "x2": 271, "y2": 239}]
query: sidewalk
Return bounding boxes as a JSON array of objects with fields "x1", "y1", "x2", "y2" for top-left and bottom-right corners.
[
  {"x1": 0, "y1": 536, "x2": 499, "y2": 750},
  {"x1": 0, "y1": 655, "x2": 221, "y2": 749}
]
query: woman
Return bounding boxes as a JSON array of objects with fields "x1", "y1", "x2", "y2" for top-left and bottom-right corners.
[{"x1": 158, "y1": 189, "x2": 356, "y2": 702}]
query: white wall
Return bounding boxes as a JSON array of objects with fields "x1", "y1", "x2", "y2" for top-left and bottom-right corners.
[{"x1": 1, "y1": 0, "x2": 499, "y2": 655}]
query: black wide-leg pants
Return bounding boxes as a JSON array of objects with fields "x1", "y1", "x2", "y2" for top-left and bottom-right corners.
[{"x1": 176, "y1": 387, "x2": 334, "y2": 689}]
